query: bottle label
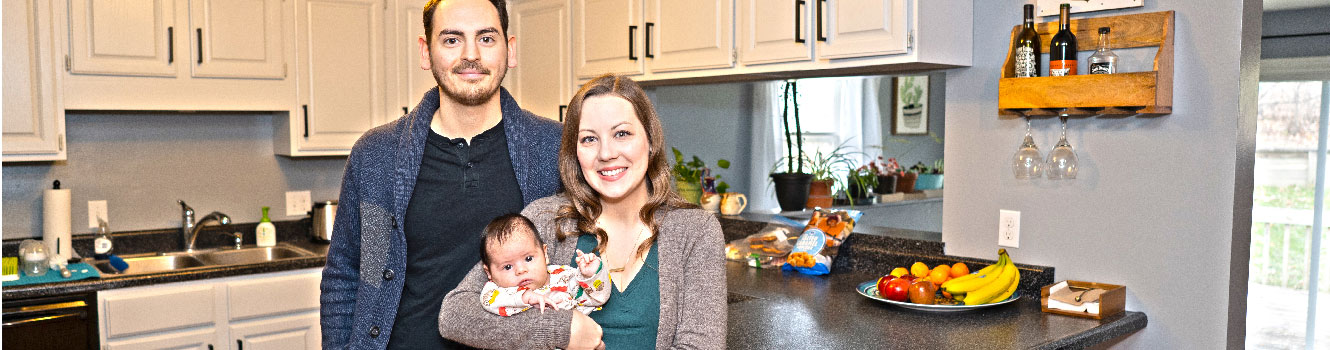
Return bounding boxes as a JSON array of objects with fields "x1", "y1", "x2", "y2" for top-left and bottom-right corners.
[
  {"x1": 1090, "y1": 62, "x2": 1114, "y2": 74},
  {"x1": 94, "y1": 237, "x2": 112, "y2": 254},
  {"x1": 1014, "y1": 47, "x2": 1037, "y2": 78},
  {"x1": 1049, "y1": 60, "x2": 1077, "y2": 76}
]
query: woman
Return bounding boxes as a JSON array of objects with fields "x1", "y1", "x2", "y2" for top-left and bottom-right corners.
[{"x1": 438, "y1": 74, "x2": 727, "y2": 349}]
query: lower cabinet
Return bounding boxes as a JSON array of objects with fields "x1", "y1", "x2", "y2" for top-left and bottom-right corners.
[{"x1": 97, "y1": 268, "x2": 322, "y2": 350}]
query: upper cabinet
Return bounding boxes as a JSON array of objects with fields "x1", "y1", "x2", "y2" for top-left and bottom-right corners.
[
  {"x1": 815, "y1": 0, "x2": 908, "y2": 60},
  {"x1": 573, "y1": 0, "x2": 643, "y2": 78},
  {"x1": 510, "y1": 0, "x2": 573, "y2": 121},
  {"x1": 3, "y1": 0, "x2": 66, "y2": 162},
  {"x1": 572, "y1": 0, "x2": 734, "y2": 80},
  {"x1": 389, "y1": 0, "x2": 436, "y2": 119},
  {"x1": 59, "y1": 0, "x2": 295, "y2": 111}
]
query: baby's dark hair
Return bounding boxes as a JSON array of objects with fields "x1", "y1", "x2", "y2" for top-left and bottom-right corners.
[{"x1": 479, "y1": 213, "x2": 544, "y2": 266}]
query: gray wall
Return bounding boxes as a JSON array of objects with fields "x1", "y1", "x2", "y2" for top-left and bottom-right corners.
[
  {"x1": 878, "y1": 73, "x2": 947, "y2": 170},
  {"x1": 3, "y1": 112, "x2": 347, "y2": 239},
  {"x1": 943, "y1": 1, "x2": 1255, "y2": 348},
  {"x1": 647, "y1": 82, "x2": 756, "y2": 200}
]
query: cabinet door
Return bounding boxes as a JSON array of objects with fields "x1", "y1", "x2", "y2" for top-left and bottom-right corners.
[
  {"x1": 230, "y1": 314, "x2": 320, "y2": 350},
  {"x1": 645, "y1": 0, "x2": 733, "y2": 73},
  {"x1": 295, "y1": 0, "x2": 386, "y2": 151},
  {"x1": 738, "y1": 0, "x2": 812, "y2": 65},
  {"x1": 188, "y1": 0, "x2": 286, "y2": 79},
  {"x1": 3, "y1": 0, "x2": 66, "y2": 162},
  {"x1": 572, "y1": 0, "x2": 642, "y2": 79},
  {"x1": 67, "y1": 0, "x2": 177, "y2": 76},
  {"x1": 106, "y1": 327, "x2": 221, "y2": 350},
  {"x1": 816, "y1": 0, "x2": 908, "y2": 60},
  {"x1": 510, "y1": 0, "x2": 571, "y2": 121},
  {"x1": 391, "y1": 0, "x2": 436, "y2": 117}
]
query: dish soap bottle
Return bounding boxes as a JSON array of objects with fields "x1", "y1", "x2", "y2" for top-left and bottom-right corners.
[
  {"x1": 256, "y1": 206, "x2": 277, "y2": 247},
  {"x1": 93, "y1": 218, "x2": 114, "y2": 260}
]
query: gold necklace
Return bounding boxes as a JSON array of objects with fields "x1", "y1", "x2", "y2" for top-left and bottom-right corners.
[{"x1": 608, "y1": 225, "x2": 648, "y2": 274}]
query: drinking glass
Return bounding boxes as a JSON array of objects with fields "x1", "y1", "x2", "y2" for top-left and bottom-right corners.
[
  {"x1": 1012, "y1": 118, "x2": 1043, "y2": 179},
  {"x1": 1046, "y1": 117, "x2": 1079, "y2": 179}
]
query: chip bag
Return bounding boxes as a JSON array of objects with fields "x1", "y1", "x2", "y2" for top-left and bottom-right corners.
[
  {"x1": 725, "y1": 223, "x2": 796, "y2": 268},
  {"x1": 781, "y1": 208, "x2": 862, "y2": 275}
]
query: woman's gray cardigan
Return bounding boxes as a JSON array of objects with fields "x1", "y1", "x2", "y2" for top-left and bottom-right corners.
[{"x1": 438, "y1": 195, "x2": 727, "y2": 349}]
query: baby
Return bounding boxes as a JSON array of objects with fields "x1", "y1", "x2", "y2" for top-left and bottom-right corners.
[{"x1": 479, "y1": 213, "x2": 611, "y2": 316}]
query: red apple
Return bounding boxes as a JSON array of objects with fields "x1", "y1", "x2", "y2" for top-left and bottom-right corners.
[
  {"x1": 883, "y1": 277, "x2": 911, "y2": 302},
  {"x1": 876, "y1": 275, "x2": 896, "y2": 297}
]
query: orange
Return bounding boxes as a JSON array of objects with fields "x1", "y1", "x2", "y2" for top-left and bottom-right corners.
[
  {"x1": 950, "y1": 262, "x2": 970, "y2": 278},
  {"x1": 890, "y1": 267, "x2": 909, "y2": 277},
  {"x1": 910, "y1": 262, "x2": 930, "y2": 278},
  {"x1": 929, "y1": 265, "x2": 951, "y2": 284}
]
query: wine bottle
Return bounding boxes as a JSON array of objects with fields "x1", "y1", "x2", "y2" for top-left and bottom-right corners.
[
  {"x1": 1013, "y1": 4, "x2": 1041, "y2": 78},
  {"x1": 1088, "y1": 27, "x2": 1118, "y2": 74},
  {"x1": 1048, "y1": 3, "x2": 1077, "y2": 76}
]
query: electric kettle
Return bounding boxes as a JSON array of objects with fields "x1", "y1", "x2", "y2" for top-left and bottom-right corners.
[{"x1": 310, "y1": 200, "x2": 337, "y2": 241}]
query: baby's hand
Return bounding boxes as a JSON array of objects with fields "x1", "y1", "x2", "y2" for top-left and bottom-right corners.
[
  {"x1": 522, "y1": 291, "x2": 558, "y2": 313},
  {"x1": 548, "y1": 291, "x2": 572, "y2": 305},
  {"x1": 576, "y1": 250, "x2": 600, "y2": 278}
]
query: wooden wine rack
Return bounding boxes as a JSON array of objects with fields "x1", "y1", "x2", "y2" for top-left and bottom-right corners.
[{"x1": 998, "y1": 11, "x2": 1174, "y2": 117}]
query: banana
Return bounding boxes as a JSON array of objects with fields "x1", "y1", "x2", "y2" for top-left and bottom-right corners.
[
  {"x1": 991, "y1": 268, "x2": 1022, "y2": 303},
  {"x1": 942, "y1": 253, "x2": 1008, "y2": 295},
  {"x1": 964, "y1": 257, "x2": 1018, "y2": 305},
  {"x1": 941, "y1": 258, "x2": 1001, "y2": 288}
]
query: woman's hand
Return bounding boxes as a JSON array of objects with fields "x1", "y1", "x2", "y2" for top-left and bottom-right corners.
[{"x1": 567, "y1": 311, "x2": 605, "y2": 350}]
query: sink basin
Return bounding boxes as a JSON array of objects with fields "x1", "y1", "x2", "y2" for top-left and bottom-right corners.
[{"x1": 92, "y1": 244, "x2": 318, "y2": 276}]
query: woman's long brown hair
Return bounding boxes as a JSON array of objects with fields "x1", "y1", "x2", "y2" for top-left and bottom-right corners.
[{"x1": 554, "y1": 74, "x2": 695, "y2": 259}]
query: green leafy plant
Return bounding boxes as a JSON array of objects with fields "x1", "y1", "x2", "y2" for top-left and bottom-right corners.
[
  {"x1": 848, "y1": 165, "x2": 879, "y2": 197},
  {"x1": 908, "y1": 159, "x2": 944, "y2": 175},
  {"x1": 672, "y1": 147, "x2": 730, "y2": 190}
]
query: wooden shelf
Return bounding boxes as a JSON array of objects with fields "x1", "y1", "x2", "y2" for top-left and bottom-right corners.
[{"x1": 998, "y1": 11, "x2": 1174, "y2": 117}]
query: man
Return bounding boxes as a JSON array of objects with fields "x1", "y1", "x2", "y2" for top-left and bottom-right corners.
[{"x1": 319, "y1": 0, "x2": 563, "y2": 348}]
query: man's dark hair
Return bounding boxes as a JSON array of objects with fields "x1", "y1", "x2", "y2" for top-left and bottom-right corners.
[
  {"x1": 423, "y1": 0, "x2": 509, "y2": 45},
  {"x1": 479, "y1": 213, "x2": 542, "y2": 266}
]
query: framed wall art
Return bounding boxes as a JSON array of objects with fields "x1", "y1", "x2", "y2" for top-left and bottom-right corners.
[{"x1": 892, "y1": 75, "x2": 929, "y2": 135}]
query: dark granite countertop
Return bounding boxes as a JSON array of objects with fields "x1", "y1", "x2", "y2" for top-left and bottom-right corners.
[{"x1": 725, "y1": 263, "x2": 1147, "y2": 349}]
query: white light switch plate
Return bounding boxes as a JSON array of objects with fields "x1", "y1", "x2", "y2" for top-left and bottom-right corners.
[
  {"x1": 286, "y1": 191, "x2": 312, "y2": 216},
  {"x1": 88, "y1": 200, "x2": 108, "y2": 228},
  {"x1": 999, "y1": 210, "x2": 1020, "y2": 248}
]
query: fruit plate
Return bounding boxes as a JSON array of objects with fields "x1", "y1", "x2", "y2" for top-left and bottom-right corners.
[{"x1": 856, "y1": 281, "x2": 1022, "y2": 312}]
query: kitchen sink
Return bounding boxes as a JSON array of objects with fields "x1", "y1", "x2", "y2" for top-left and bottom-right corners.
[{"x1": 92, "y1": 244, "x2": 318, "y2": 276}]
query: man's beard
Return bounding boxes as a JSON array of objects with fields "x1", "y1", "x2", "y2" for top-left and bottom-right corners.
[{"x1": 434, "y1": 59, "x2": 505, "y2": 107}]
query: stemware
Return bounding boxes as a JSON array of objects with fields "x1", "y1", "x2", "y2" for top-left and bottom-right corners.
[
  {"x1": 1046, "y1": 117, "x2": 1079, "y2": 179},
  {"x1": 1011, "y1": 117, "x2": 1043, "y2": 179}
]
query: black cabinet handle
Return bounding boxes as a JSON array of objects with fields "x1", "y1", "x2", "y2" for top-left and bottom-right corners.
[
  {"x1": 559, "y1": 105, "x2": 567, "y2": 122},
  {"x1": 207, "y1": 345, "x2": 213, "y2": 350},
  {"x1": 302, "y1": 105, "x2": 310, "y2": 138},
  {"x1": 628, "y1": 25, "x2": 638, "y2": 60},
  {"x1": 795, "y1": 1, "x2": 805, "y2": 43},
  {"x1": 167, "y1": 27, "x2": 174, "y2": 63},
  {"x1": 816, "y1": 0, "x2": 826, "y2": 42},
  {"x1": 402, "y1": 107, "x2": 409, "y2": 115},
  {"x1": 645, "y1": 22, "x2": 654, "y2": 58},
  {"x1": 237, "y1": 339, "x2": 243, "y2": 350},
  {"x1": 196, "y1": 28, "x2": 204, "y2": 64}
]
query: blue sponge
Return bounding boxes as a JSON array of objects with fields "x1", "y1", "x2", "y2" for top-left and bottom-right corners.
[{"x1": 107, "y1": 254, "x2": 129, "y2": 273}]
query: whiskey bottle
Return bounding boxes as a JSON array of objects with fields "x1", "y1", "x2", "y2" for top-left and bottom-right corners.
[{"x1": 1088, "y1": 27, "x2": 1118, "y2": 74}]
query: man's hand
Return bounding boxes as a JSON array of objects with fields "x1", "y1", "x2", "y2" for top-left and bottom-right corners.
[
  {"x1": 575, "y1": 250, "x2": 600, "y2": 278},
  {"x1": 568, "y1": 311, "x2": 605, "y2": 350}
]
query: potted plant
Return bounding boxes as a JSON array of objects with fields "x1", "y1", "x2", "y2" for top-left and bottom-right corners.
[
  {"x1": 671, "y1": 147, "x2": 730, "y2": 205},
  {"x1": 847, "y1": 164, "x2": 879, "y2": 202},
  {"x1": 913, "y1": 159, "x2": 944, "y2": 191},
  {"x1": 801, "y1": 143, "x2": 857, "y2": 209},
  {"x1": 868, "y1": 156, "x2": 901, "y2": 195},
  {"x1": 770, "y1": 80, "x2": 814, "y2": 212}
]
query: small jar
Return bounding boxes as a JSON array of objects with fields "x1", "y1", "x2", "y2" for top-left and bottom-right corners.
[{"x1": 19, "y1": 240, "x2": 50, "y2": 277}]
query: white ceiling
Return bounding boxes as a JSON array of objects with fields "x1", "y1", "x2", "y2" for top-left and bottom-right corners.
[{"x1": 1264, "y1": 0, "x2": 1330, "y2": 11}]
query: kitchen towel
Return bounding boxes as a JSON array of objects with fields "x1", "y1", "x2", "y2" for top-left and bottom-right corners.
[
  {"x1": 43, "y1": 184, "x2": 73, "y2": 265},
  {"x1": 2, "y1": 262, "x2": 101, "y2": 287}
]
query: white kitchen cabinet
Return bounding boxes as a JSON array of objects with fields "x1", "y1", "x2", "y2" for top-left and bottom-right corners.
[
  {"x1": 188, "y1": 0, "x2": 287, "y2": 79},
  {"x1": 573, "y1": 0, "x2": 643, "y2": 79},
  {"x1": 510, "y1": 0, "x2": 573, "y2": 121},
  {"x1": 276, "y1": 0, "x2": 388, "y2": 156},
  {"x1": 737, "y1": 0, "x2": 813, "y2": 65},
  {"x1": 388, "y1": 0, "x2": 436, "y2": 119},
  {"x1": 815, "y1": 0, "x2": 908, "y2": 60},
  {"x1": 643, "y1": 0, "x2": 734, "y2": 73},
  {"x1": 3, "y1": 0, "x2": 67, "y2": 162},
  {"x1": 97, "y1": 268, "x2": 322, "y2": 349}
]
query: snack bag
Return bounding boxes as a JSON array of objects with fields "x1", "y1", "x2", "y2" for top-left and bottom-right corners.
[
  {"x1": 782, "y1": 208, "x2": 862, "y2": 275},
  {"x1": 725, "y1": 223, "x2": 796, "y2": 268}
]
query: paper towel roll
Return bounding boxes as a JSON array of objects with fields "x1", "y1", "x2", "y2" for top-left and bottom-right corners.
[{"x1": 43, "y1": 186, "x2": 72, "y2": 266}]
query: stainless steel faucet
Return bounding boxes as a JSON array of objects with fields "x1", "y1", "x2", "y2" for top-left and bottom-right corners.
[{"x1": 178, "y1": 200, "x2": 236, "y2": 252}]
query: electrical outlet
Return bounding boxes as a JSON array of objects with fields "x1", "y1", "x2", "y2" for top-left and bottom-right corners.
[
  {"x1": 88, "y1": 200, "x2": 108, "y2": 228},
  {"x1": 286, "y1": 191, "x2": 312, "y2": 216},
  {"x1": 998, "y1": 210, "x2": 1020, "y2": 248}
]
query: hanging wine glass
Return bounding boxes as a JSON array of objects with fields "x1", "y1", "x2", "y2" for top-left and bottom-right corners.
[
  {"x1": 1046, "y1": 116, "x2": 1079, "y2": 180},
  {"x1": 1012, "y1": 117, "x2": 1043, "y2": 179}
]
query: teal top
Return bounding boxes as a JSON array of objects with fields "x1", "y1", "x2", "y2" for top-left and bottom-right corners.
[{"x1": 575, "y1": 234, "x2": 660, "y2": 349}]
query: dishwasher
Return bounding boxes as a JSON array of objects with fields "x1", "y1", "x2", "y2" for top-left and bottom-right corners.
[{"x1": 2, "y1": 292, "x2": 99, "y2": 349}]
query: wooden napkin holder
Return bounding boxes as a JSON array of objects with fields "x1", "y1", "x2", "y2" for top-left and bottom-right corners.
[{"x1": 1040, "y1": 280, "x2": 1126, "y2": 319}]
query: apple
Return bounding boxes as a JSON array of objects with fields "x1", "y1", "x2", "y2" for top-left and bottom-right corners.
[
  {"x1": 876, "y1": 275, "x2": 896, "y2": 297},
  {"x1": 909, "y1": 280, "x2": 938, "y2": 304},
  {"x1": 884, "y1": 277, "x2": 911, "y2": 302}
]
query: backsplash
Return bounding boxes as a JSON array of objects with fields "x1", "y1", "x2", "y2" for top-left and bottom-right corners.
[{"x1": 1, "y1": 219, "x2": 314, "y2": 259}]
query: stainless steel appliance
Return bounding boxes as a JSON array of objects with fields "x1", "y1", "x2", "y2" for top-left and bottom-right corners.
[
  {"x1": 311, "y1": 200, "x2": 337, "y2": 241},
  {"x1": 2, "y1": 292, "x2": 98, "y2": 349}
]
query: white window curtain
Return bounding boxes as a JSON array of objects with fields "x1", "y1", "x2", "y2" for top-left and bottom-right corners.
[{"x1": 747, "y1": 77, "x2": 886, "y2": 212}]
